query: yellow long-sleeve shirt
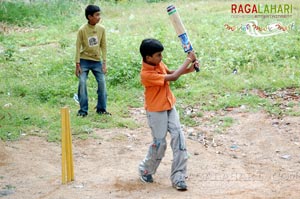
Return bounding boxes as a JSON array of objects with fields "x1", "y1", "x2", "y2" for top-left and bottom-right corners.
[{"x1": 75, "y1": 23, "x2": 106, "y2": 63}]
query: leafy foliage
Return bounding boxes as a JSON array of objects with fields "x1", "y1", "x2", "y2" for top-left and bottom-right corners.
[
  {"x1": 0, "y1": 0, "x2": 300, "y2": 141},
  {"x1": 0, "y1": 1, "x2": 78, "y2": 26}
]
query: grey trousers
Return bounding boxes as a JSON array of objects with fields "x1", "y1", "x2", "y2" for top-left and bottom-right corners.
[{"x1": 139, "y1": 107, "x2": 188, "y2": 184}]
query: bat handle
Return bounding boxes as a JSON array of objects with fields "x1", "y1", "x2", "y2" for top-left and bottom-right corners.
[
  {"x1": 187, "y1": 51, "x2": 200, "y2": 72},
  {"x1": 194, "y1": 61, "x2": 200, "y2": 72}
]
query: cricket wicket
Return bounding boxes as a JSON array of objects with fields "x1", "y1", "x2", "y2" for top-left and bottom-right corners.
[{"x1": 61, "y1": 107, "x2": 74, "y2": 184}]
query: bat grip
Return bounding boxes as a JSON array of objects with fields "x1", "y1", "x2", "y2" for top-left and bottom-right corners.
[
  {"x1": 187, "y1": 51, "x2": 200, "y2": 72},
  {"x1": 194, "y1": 62, "x2": 200, "y2": 72}
]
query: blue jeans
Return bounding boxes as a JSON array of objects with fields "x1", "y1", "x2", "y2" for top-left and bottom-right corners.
[{"x1": 77, "y1": 59, "x2": 107, "y2": 114}]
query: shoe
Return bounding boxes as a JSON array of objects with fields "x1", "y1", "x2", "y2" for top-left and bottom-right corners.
[
  {"x1": 140, "y1": 174, "x2": 153, "y2": 183},
  {"x1": 77, "y1": 112, "x2": 87, "y2": 117},
  {"x1": 172, "y1": 181, "x2": 187, "y2": 191},
  {"x1": 96, "y1": 111, "x2": 111, "y2": 116}
]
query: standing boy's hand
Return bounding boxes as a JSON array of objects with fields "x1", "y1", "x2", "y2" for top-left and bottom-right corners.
[
  {"x1": 102, "y1": 62, "x2": 107, "y2": 74},
  {"x1": 75, "y1": 63, "x2": 81, "y2": 77}
]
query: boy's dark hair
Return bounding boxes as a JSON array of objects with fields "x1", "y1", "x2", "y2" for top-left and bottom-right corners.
[
  {"x1": 139, "y1": 38, "x2": 164, "y2": 59},
  {"x1": 85, "y1": 5, "x2": 101, "y2": 20}
]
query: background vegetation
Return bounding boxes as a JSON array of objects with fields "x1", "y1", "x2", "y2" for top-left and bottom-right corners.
[{"x1": 0, "y1": 0, "x2": 299, "y2": 141}]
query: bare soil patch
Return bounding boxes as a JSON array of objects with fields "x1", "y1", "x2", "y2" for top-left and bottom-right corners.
[{"x1": 1, "y1": 105, "x2": 300, "y2": 199}]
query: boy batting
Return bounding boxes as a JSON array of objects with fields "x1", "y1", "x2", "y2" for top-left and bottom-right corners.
[{"x1": 138, "y1": 38, "x2": 199, "y2": 191}]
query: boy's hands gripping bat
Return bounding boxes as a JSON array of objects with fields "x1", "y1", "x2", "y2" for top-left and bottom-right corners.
[{"x1": 167, "y1": 5, "x2": 199, "y2": 72}]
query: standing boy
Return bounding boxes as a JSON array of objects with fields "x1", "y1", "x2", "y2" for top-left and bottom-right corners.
[
  {"x1": 75, "y1": 5, "x2": 110, "y2": 117},
  {"x1": 138, "y1": 38, "x2": 199, "y2": 191}
]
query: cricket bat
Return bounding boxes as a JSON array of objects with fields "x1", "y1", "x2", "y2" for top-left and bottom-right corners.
[{"x1": 167, "y1": 5, "x2": 199, "y2": 72}]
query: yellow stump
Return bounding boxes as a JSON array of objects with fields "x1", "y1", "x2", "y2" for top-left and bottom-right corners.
[{"x1": 61, "y1": 107, "x2": 74, "y2": 184}]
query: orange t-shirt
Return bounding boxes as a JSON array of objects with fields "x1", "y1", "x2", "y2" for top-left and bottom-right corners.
[{"x1": 140, "y1": 61, "x2": 176, "y2": 112}]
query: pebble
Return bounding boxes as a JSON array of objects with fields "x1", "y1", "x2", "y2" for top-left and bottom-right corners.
[
  {"x1": 280, "y1": 154, "x2": 291, "y2": 160},
  {"x1": 0, "y1": 190, "x2": 14, "y2": 197},
  {"x1": 232, "y1": 154, "x2": 238, "y2": 159}
]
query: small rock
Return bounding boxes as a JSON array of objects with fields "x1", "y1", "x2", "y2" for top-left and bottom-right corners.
[
  {"x1": 73, "y1": 183, "x2": 84, "y2": 189},
  {"x1": 194, "y1": 152, "x2": 199, "y2": 156},
  {"x1": 280, "y1": 154, "x2": 291, "y2": 160},
  {"x1": 230, "y1": 144, "x2": 238, "y2": 150},
  {"x1": 126, "y1": 145, "x2": 133, "y2": 151},
  {"x1": 0, "y1": 190, "x2": 14, "y2": 197},
  {"x1": 140, "y1": 109, "x2": 145, "y2": 114},
  {"x1": 232, "y1": 154, "x2": 238, "y2": 159},
  {"x1": 3, "y1": 103, "x2": 12, "y2": 108},
  {"x1": 240, "y1": 105, "x2": 246, "y2": 110},
  {"x1": 187, "y1": 128, "x2": 194, "y2": 133}
]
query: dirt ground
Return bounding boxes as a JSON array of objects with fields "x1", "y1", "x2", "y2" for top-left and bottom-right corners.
[{"x1": 1, "y1": 103, "x2": 300, "y2": 199}]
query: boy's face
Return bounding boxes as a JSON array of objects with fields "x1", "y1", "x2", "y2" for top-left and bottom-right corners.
[
  {"x1": 146, "y1": 51, "x2": 163, "y2": 66},
  {"x1": 88, "y1": 11, "x2": 101, "y2": 25}
]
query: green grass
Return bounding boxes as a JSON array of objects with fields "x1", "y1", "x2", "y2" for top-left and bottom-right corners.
[{"x1": 0, "y1": 0, "x2": 300, "y2": 141}]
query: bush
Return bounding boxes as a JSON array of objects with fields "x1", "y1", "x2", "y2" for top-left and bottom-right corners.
[{"x1": 0, "y1": 1, "x2": 78, "y2": 26}]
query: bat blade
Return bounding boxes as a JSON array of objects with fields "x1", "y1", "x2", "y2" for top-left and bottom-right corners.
[
  {"x1": 167, "y1": 5, "x2": 193, "y2": 53},
  {"x1": 167, "y1": 5, "x2": 199, "y2": 72}
]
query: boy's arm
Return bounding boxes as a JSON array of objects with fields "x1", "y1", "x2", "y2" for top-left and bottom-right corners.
[
  {"x1": 75, "y1": 30, "x2": 82, "y2": 64},
  {"x1": 166, "y1": 68, "x2": 175, "y2": 74},
  {"x1": 75, "y1": 31, "x2": 82, "y2": 77},
  {"x1": 164, "y1": 52, "x2": 197, "y2": 81},
  {"x1": 100, "y1": 29, "x2": 107, "y2": 74}
]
